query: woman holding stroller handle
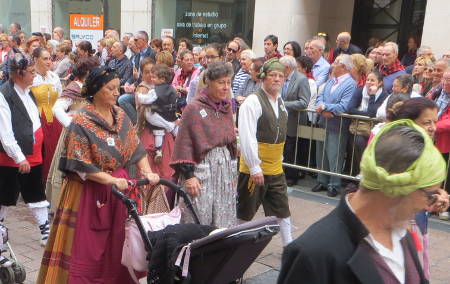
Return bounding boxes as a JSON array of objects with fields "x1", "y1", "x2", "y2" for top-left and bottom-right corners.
[
  {"x1": 38, "y1": 66, "x2": 160, "y2": 284},
  {"x1": 171, "y1": 61, "x2": 238, "y2": 228}
]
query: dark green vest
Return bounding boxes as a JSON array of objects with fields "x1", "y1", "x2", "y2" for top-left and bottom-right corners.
[{"x1": 255, "y1": 88, "x2": 288, "y2": 144}]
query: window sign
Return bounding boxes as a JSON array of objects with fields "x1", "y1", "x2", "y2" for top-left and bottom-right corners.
[{"x1": 69, "y1": 14, "x2": 104, "y2": 48}]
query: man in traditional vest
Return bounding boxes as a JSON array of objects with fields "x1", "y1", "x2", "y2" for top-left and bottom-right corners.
[
  {"x1": 237, "y1": 58, "x2": 292, "y2": 246},
  {"x1": 0, "y1": 49, "x2": 50, "y2": 266}
]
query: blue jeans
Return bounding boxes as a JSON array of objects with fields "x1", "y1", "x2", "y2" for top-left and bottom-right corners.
[
  {"x1": 118, "y1": 93, "x2": 137, "y2": 124},
  {"x1": 316, "y1": 129, "x2": 348, "y2": 190}
]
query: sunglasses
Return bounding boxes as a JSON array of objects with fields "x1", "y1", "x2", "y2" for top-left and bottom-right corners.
[{"x1": 227, "y1": 47, "x2": 238, "y2": 53}]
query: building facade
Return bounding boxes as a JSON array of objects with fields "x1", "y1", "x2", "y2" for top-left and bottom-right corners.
[{"x1": 2, "y1": 0, "x2": 449, "y2": 58}]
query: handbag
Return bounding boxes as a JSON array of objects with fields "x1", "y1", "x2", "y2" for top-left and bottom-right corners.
[
  {"x1": 349, "y1": 119, "x2": 374, "y2": 136},
  {"x1": 140, "y1": 184, "x2": 171, "y2": 215}
]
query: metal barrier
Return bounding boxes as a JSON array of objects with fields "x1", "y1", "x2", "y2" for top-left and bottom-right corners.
[{"x1": 282, "y1": 109, "x2": 380, "y2": 182}]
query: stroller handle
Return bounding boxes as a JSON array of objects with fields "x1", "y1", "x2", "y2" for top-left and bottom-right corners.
[{"x1": 112, "y1": 178, "x2": 201, "y2": 224}]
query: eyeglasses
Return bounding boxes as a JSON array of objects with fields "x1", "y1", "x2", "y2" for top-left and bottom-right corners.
[
  {"x1": 24, "y1": 69, "x2": 36, "y2": 75},
  {"x1": 227, "y1": 47, "x2": 238, "y2": 53},
  {"x1": 418, "y1": 188, "x2": 439, "y2": 206}
]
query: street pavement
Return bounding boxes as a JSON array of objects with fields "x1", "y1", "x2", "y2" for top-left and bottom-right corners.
[{"x1": 2, "y1": 179, "x2": 450, "y2": 283}]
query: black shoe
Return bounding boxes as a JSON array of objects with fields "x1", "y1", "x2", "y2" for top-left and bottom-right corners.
[
  {"x1": 286, "y1": 179, "x2": 297, "y2": 187},
  {"x1": 327, "y1": 187, "x2": 339, "y2": 197},
  {"x1": 311, "y1": 184, "x2": 326, "y2": 192}
]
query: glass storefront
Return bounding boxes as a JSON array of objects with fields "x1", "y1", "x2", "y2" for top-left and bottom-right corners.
[
  {"x1": 153, "y1": 0, "x2": 255, "y2": 46},
  {"x1": 0, "y1": 0, "x2": 31, "y2": 34},
  {"x1": 52, "y1": 0, "x2": 121, "y2": 35}
]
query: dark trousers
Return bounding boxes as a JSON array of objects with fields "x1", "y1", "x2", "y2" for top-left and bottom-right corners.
[
  {"x1": 283, "y1": 136, "x2": 314, "y2": 181},
  {"x1": 346, "y1": 134, "x2": 369, "y2": 176},
  {"x1": 0, "y1": 165, "x2": 46, "y2": 206},
  {"x1": 283, "y1": 136, "x2": 300, "y2": 181},
  {"x1": 442, "y1": 153, "x2": 450, "y2": 212}
]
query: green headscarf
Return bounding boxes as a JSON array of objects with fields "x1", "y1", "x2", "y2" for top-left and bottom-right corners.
[
  {"x1": 360, "y1": 119, "x2": 446, "y2": 196},
  {"x1": 257, "y1": 58, "x2": 285, "y2": 79}
]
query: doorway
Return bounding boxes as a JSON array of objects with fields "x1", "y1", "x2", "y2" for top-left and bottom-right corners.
[{"x1": 351, "y1": 0, "x2": 427, "y2": 56}]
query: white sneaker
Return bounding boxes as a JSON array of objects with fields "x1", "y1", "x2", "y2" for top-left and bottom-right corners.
[{"x1": 439, "y1": 212, "x2": 449, "y2": 220}]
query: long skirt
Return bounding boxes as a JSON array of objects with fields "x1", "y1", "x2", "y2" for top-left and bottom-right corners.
[
  {"x1": 41, "y1": 112, "x2": 63, "y2": 182},
  {"x1": 140, "y1": 126, "x2": 175, "y2": 206},
  {"x1": 46, "y1": 127, "x2": 67, "y2": 212},
  {"x1": 180, "y1": 146, "x2": 237, "y2": 228},
  {"x1": 37, "y1": 169, "x2": 141, "y2": 284}
]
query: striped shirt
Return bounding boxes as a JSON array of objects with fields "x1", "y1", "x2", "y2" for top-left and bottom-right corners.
[{"x1": 232, "y1": 68, "x2": 250, "y2": 97}]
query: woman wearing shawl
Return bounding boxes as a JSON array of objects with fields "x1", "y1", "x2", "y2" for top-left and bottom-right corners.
[
  {"x1": 38, "y1": 66, "x2": 159, "y2": 284},
  {"x1": 171, "y1": 61, "x2": 237, "y2": 228},
  {"x1": 172, "y1": 50, "x2": 199, "y2": 104},
  {"x1": 46, "y1": 57, "x2": 99, "y2": 212}
]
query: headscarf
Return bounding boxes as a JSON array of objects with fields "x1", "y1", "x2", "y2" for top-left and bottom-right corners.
[
  {"x1": 360, "y1": 119, "x2": 446, "y2": 196},
  {"x1": 257, "y1": 58, "x2": 285, "y2": 79},
  {"x1": 81, "y1": 66, "x2": 119, "y2": 99}
]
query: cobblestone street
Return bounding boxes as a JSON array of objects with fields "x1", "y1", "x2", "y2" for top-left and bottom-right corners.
[{"x1": 3, "y1": 184, "x2": 450, "y2": 283}]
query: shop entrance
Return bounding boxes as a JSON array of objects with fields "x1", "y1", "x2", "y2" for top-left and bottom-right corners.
[{"x1": 351, "y1": 0, "x2": 427, "y2": 55}]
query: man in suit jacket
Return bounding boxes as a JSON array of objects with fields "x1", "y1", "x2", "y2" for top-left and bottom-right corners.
[
  {"x1": 278, "y1": 120, "x2": 448, "y2": 284},
  {"x1": 313, "y1": 54, "x2": 356, "y2": 197},
  {"x1": 279, "y1": 56, "x2": 311, "y2": 186}
]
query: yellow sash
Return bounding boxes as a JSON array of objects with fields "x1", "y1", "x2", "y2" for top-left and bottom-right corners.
[{"x1": 239, "y1": 142, "x2": 285, "y2": 176}]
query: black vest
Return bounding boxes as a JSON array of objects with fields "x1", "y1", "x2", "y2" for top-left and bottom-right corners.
[
  {"x1": 0, "y1": 80, "x2": 36, "y2": 155},
  {"x1": 255, "y1": 88, "x2": 288, "y2": 144}
]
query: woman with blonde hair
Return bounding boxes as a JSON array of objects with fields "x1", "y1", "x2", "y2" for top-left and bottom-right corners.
[
  {"x1": 155, "y1": 50, "x2": 175, "y2": 68},
  {"x1": 350, "y1": 53, "x2": 370, "y2": 87},
  {"x1": 412, "y1": 56, "x2": 435, "y2": 94}
]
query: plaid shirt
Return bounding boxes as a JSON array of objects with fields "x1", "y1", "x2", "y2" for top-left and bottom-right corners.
[
  {"x1": 379, "y1": 59, "x2": 405, "y2": 77},
  {"x1": 436, "y1": 89, "x2": 450, "y2": 118}
]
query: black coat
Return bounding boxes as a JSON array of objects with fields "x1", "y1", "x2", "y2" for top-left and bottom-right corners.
[
  {"x1": 277, "y1": 198, "x2": 428, "y2": 284},
  {"x1": 347, "y1": 87, "x2": 389, "y2": 117}
]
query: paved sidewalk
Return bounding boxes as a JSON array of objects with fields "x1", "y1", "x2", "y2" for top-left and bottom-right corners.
[{"x1": 3, "y1": 186, "x2": 450, "y2": 283}]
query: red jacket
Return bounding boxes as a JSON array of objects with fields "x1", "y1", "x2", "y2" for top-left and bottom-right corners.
[{"x1": 436, "y1": 106, "x2": 450, "y2": 154}]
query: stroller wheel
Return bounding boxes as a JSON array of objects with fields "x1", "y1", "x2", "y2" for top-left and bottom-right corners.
[
  {"x1": 0, "y1": 266, "x2": 15, "y2": 284},
  {"x1": 11, "y1": 263, "x2": 25, "y2": 283}
]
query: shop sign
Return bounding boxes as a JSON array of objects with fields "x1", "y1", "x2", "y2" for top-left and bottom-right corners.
[{"x1": 70, "y1": 14, "x2": 104, "y2": 48}]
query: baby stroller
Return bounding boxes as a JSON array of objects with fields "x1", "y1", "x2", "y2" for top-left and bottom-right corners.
[
  {"x1": 112, "y1": 178, "x2": 280, "y2": 284},
  {"x1": 0, "y1": 225, "x2": 26, "y2": 284}
]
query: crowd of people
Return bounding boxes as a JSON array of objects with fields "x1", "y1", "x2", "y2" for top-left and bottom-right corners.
[{"x1": 0, "y1": 21, "x2": 448, "y2": 283}]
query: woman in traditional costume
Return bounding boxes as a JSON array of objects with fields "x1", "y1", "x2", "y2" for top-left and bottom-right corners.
[
  {"x1": 30, "y1": 47, "x2": 63, "y2": 182},
  {"x1": 171, "y1": 61, "x2": 237, "y2": 227},
  {"x1": 38, "y1": 66, "x2": 159, "y2": 283},
  {"x1": 46, "y1": 57, "x2": 99, "y2": 212}
]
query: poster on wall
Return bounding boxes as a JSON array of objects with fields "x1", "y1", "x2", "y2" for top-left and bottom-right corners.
[
  {"x1": 161, "y1": 29, "x2": 174, "y2": 38},
  {"x1": 70, "y1": 14, "x2": 104, "y2": 50}
]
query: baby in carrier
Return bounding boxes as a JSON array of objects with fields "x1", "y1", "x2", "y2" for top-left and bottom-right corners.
[{"x1": 137, "y1": 64, "x2": 179, "y2": 162}]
